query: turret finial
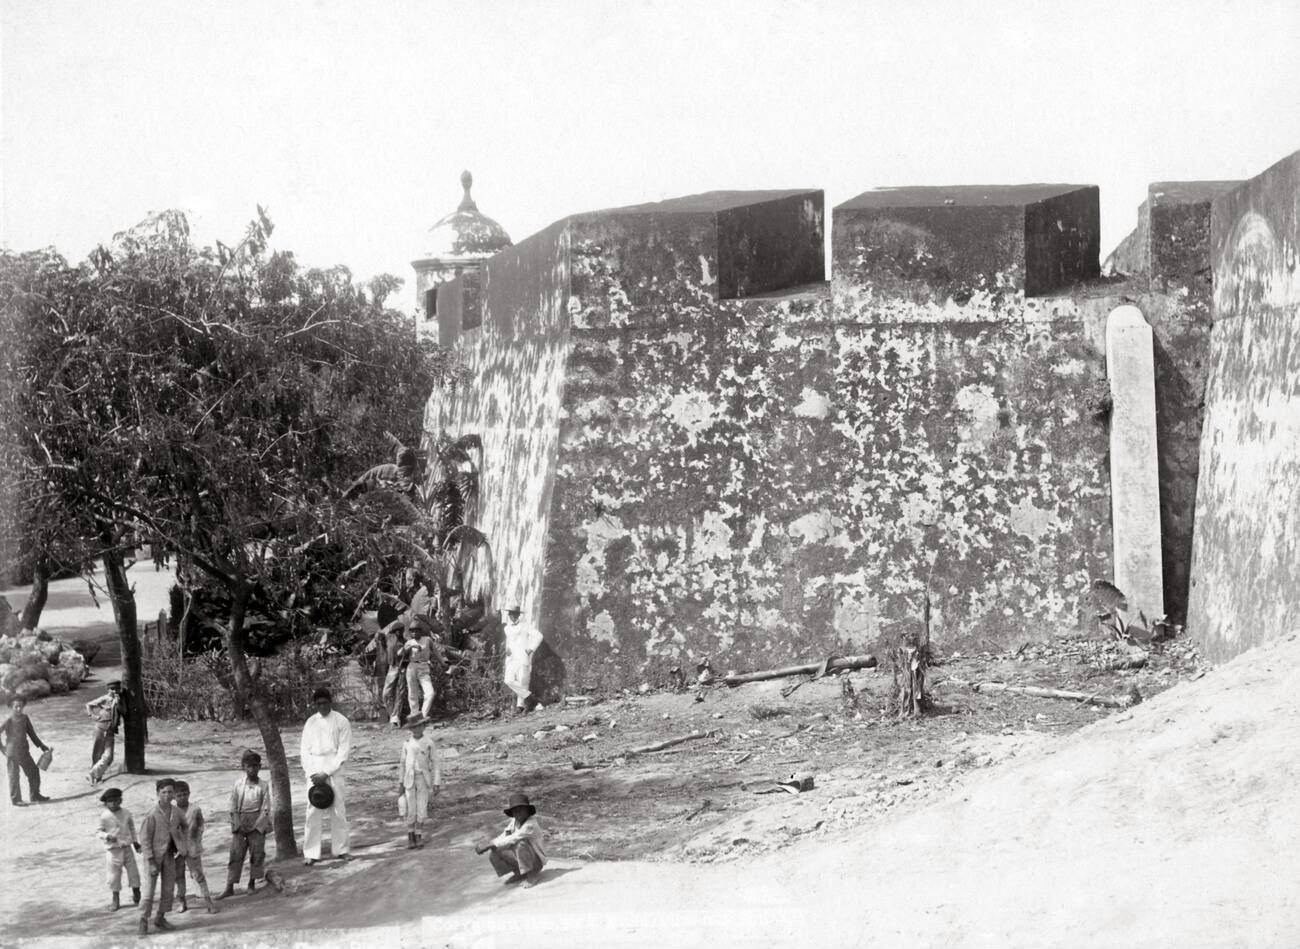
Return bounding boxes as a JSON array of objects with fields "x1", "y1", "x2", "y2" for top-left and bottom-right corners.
[{"x1": 458, "y1": 170, "x2": 477, "y2": 211}]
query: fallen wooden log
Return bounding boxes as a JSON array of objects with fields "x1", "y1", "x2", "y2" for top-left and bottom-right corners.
[
  {"x1": 972, "y1": 682, "x2": 1134, "y2": 709},
  {"x1": 723, "y1": 655, "x2": 877, "y2": 687},
  {"x1": 626, "y1": 731, "x2": 709, "y2": 756}
]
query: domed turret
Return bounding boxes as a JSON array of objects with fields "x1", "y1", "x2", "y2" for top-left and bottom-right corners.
[
  {"x1": 421, "y1": 171, "x2": 512, "y2": 260},
  {"x1": 412, "y1": 171, "x2": 512, "y2": 335}
]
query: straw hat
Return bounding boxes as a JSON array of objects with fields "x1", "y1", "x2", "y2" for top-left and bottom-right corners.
[{"x1": 502, "y1": 791, "x2": 536, "y2": 817}]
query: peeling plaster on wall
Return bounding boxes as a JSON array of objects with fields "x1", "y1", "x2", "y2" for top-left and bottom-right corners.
[
  {"x1": 794, "y1": 387, "x2": 831, "y2": 419},
  {"x1": 588, "y1": 610, "x2": 618, "y2": 645},
  {"x1": 435, "y1": 194, "x2": 1151, "y2": 693},
  {"x1": 955, "y1": 384, "x2": 1001, "y2": 447}
]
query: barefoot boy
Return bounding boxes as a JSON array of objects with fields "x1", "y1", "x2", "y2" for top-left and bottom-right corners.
[
  {"x1": 95, "y1": 787, "x2": 141, "y2": 912},
  {"x1": 172, "y1": 780, "x2": 217, "y2": 913},
  {"x1": 396, "y1": 715, "x2": 442, "y2": 850},
  {"x1": 474, "y1": 792, "x2": 547, "y2": 887}
]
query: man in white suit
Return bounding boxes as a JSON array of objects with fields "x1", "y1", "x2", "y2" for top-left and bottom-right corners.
[{"x1": 300, "y1": 687, "x2": 352, "y2": 864}]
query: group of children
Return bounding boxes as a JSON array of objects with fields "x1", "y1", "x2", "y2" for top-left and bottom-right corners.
[{"x1": 95, "y1": 751, "x2": 284, "y2": 935}]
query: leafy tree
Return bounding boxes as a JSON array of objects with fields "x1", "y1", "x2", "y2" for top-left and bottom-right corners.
[{"x1": 7, "y1": 209, "x2": 452, "y2": 855}]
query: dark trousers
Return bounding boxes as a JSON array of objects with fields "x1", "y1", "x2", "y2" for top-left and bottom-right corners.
[
  {"x1": 227, "y1": 829, "x2": 266, "y2": 885},
  {"x1": 489, "y1": 839, "x2": 543, "y2": 877},
  {"x1": 7, "y1": 750, "x2": 40, "y2": 804}
]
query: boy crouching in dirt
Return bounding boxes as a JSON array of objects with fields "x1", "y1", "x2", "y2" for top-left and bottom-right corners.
[
  {"x1": 217, "y1": 750, "x2": 284, "y2": 899},
  {"x1": 173, "y1": 781, "x2": 217, "y2": 913},
  {"x1": 474, "y1": 792, "x2": 546, "y2": 887},
  {"x1": 95, "y1": 787, "x2": 141, "y2": 911}
]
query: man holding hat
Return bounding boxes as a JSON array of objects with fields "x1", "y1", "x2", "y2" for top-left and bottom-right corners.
[
  {"x1": 502, "y1": 606, "x2": 543, "y2": 716},
  {"x1": 94, "y1": 786, "x2": 141, "y2": 912},
  {"x1": 84, "y1": 681, "x2": 123, "y2": 785},
  {"x1": 474, "y1": 792, "x2": 547, "y2": 887},
  {"x1": 300, "y1": 687, "x2": 352, "y2": 864}
]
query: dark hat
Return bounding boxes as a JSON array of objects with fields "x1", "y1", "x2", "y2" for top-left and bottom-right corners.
[
  {"x1": 502, "y1": 791, "x2": 536, "y2": 818},
  {"x1": 404, "y1": 715, "x2": 428, "y2": 730},
  {"x1": 106, "y1": 680, "x2": 122, "y2": 690},
  {"x1": 240, "y1": 749, "x2": 262, "y2": 767},
  {"x1": 307, "y1": 783, "x2": 335, "y2": 810},
  {"x1": 99, "y1": 787, "x2": 123, "y2": 802}
]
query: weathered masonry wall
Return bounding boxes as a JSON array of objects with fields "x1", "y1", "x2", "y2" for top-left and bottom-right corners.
[
  {"x1": 430, "y1": 186, "x2": 1144, "y2": 694},
  {"x1": 426, "y1": 222, "x2": 572, "y2": 625},
  {"x1": 1188, "y1": 152, "x2": 1300, "y2": 661},
  {"x1": 1106, "y1": 181, "x2": 1241, "y2": 622}
]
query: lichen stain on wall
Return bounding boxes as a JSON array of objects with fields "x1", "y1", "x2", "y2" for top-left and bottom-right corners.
[{"x1": 535, "y1": 225, "x2": 1113, "y2": 688}]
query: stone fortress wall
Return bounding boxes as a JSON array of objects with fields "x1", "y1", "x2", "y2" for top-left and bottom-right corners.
[{"x1": 426, "y1": 151, "x2": 1298, "y2": 694}]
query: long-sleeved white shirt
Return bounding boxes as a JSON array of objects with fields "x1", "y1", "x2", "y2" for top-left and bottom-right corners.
[
  {"x1": 398, "y1": 735, "x2": 442, "y2": 788},
  {"x1": 300, "y1": 710, "x2": 352, "y2": 779},
  {"x1": 97, "y1": 807, "x2": 138, "y2": 850},
  {"x1": 491, "y1": 816, "x2": 546, "y2": 863},
  {"x1": 503, "y1": 620, "x2": 544, "y2": 700}
]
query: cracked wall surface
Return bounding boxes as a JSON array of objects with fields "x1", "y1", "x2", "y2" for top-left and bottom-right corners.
[{"x1": 427, "y1": 181, "x2": 1221, "y2": 694}]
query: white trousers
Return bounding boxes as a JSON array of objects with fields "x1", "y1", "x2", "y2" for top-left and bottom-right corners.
[
  {"x1": 105, "y1": 845, "x2": 140, "y2": 889},
  {"x1": 403, "y1": 776, "x2": 430, "y2": 830},
  {"x1": 303, "y1": 774, "x2": 350, "y2": 860},
  {"x1": 406, "y1": 663, "x2": 434, "y2": 718}
]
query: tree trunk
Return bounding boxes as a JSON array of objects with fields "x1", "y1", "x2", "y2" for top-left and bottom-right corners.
[
  {"x1": 224, "y1": 582, "x2": 298, "y2": 858},
  {"x1": 19, "y1": 557, "x2": 50, "y2": 630},
  {"x1": 102, "y1": 546, "x2": 147, "y2": 772}
]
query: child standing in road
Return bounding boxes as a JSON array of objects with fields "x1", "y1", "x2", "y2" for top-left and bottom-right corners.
[
  {"x1": 217, "y1": 750, "x2": 284, "y2": 899},
  {"x1": 95, "y1": 787, "x2": 141, "y2": 912},
  {"x1": 396, "y1": 715, "x2": 442, "y2": 849},
  {"x1": 172, "y1": 780, "x2": 217, "y2": 913}
]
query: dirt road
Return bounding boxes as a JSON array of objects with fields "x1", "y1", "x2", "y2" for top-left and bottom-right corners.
[{"x1": 1, "y1": 567, "x2": 1294, "y2": 948}]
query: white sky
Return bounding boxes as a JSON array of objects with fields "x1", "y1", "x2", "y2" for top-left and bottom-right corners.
[{"x1": 3, "y1": 0, "x2": 1298, "y2": 312}]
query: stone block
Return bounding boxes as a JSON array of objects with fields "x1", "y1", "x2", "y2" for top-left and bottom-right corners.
[
  {"x1": 1149, "y1": 181, "x2": 1241, "y2": 289},
  {"x1": 1106, "y1": 305, "x2": 1164, "y2": 623},
  {"x1": 569, "y1": 190, "x2": 822, "y2": 326},
  {"x1": 833, "y1": 184, "x2": 1099, "y2": 300}
]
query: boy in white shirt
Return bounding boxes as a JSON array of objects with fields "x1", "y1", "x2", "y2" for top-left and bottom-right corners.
[
  {"x1": 95, "y1": 787, "x2": 141, "y2": 911},
  {"x1": 396, "y1": 715, "x2": 442, "y2": 849}
]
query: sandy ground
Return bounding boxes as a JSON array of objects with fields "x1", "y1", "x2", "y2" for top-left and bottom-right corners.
[{"x1": 1, "y1": 569, "x2": 1295, "y2": 948}]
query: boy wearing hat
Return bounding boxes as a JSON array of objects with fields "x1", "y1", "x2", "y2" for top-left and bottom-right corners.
[
  {"x1": 172, "y1": 780, "x2": 217, "y2": 914},
  {"x1": 1, "y1": 695, "x2": 51, "y2": 806},
  {"x1": 94, "y1": 787, "x2": 141, "y2": 911},
  {"x1": 396, "y1": 715, "x2": 442, "y2": 849},
  {"x1": 138, "y1": 778, "x2": 188, "y2": 934},
  {"x1": 474, "y1": 792, "x2": 547, "y2": 887},
  {"x1": 502, "y1": 607, "x2": 543, "y2": 716},
  {"x1": 85, "y1": 681, "x2": 123, "y2": 785},
  {"x1": 300, "y1": 687, "x2": 352, "y2": 865},
  {"x1": 218, "y1": 750, "x2": 283, "y2": 898}
]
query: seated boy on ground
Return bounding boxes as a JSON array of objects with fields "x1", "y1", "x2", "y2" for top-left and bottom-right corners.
[{"x1": 474, "y1": 791, "x2": 546, "y2": 887}]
